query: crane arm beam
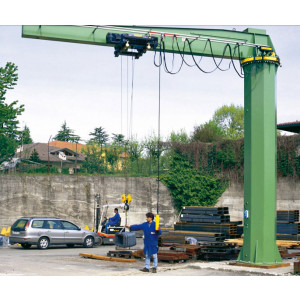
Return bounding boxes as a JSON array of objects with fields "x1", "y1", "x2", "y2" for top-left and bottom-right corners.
[{"x1": 22, "y1": 25, "x2": 275, "y2": 60}]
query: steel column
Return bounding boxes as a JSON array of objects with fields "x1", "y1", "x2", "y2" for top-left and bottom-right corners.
[{"x1": 237, "y1": 60, "x2": 282, "y2": 264}]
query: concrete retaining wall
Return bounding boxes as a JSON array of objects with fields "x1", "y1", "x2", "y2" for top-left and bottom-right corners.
[
  {"x1": 1, "y1": 175, "x2": 299, "y2": 228},
  {"x1": 216, "y1": 178, "x2": 300, "y2": 221},
  {"x1": 0, "y1": 175, "x2": 176, "y2": 229}
]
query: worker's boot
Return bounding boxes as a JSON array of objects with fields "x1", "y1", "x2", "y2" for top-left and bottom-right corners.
[
  {"x1": 152, "y1": 268, "x2": 157, "y2": 273},
  {"x1": 140, "y1": 267, "x2": 149, "y2": 272}
]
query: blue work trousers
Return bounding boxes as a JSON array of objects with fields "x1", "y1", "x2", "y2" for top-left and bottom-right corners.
[
  {"x1": 145, "y1": 251, "x2": 158, "y2": 269},
  {"x1": 105, "y1": 221, "x2": 114, "y2": 233}
]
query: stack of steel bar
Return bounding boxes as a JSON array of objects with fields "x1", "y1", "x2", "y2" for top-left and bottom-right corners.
[
  {"x1": 225, "y1": 238, "x2": 300, "y2": 249},
  {"x1": 131, "y1": 248, "x2": 190, "y2": 263},
  {"x1": 158, "y1": 231, "x2": 225, "y2": 246},
  {"x1": 159, "y1": 206, "x2": 242, "y2": 246},
  {"x1": 174, "y1": 222, "x2": 241, "y2": 238},
  {"x1": 276, "y1": 233, "x2": 300, "y2": 241},
  {"x1": 170, "y1": 244, "x2": 203, "y2": 260},
  {"x1": 158, "y1": 235, "x2": 186, "y2": 246},
  {"x1": 157, "y1": 251, "x2": 190, "y2": 263},
  {"x1": 277, "y1": 222, "x2": 300, "y2": 234},
  {"x1": 227, "y1": 210, "x2": 300, "y2": 241},
  {"x1": 180, "y1": 206, "x2": 230, "y2": 223},
  {"x1": 276, "y1": 210, "x2": 300, "y2": 241},
  {"x1": 174, "y1": 206, "x2": 242, "y2": 239},
  {"x1": 277, "y1": 210, "x2": 299, "y2": 222},
  {"x1": 279, "y1": 248, "x2": 300, "y2": 258},
  {"x1": 198, "y1": 242, "x2": 239, "y2": 261}
]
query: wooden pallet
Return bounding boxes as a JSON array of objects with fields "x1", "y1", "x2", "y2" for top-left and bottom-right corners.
[
  {"x1": 107, "y1": 250, "x2": 133, "y2": 259},
  {"x1": 225, "y1": 238, "x2": 300, "y2": 249},
  {"x1": 80, "y1": 253, "x2": 136, "y2": 263}
]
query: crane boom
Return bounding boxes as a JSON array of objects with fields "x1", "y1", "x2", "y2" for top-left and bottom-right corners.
[{"x1": 22, "y1": 25, "x2": 276, "y2": 60}]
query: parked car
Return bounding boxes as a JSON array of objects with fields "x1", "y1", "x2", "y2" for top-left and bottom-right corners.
[{"x1": 9, "y1": 217, "x2": 100, "y2": 249}]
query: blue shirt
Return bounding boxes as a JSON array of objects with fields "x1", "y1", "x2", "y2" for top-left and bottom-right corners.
[
  {"x1": 109, "y1": 212, "x2": 120, "y2": 225},
  {"x1": 130, "y1": 221, "x2": 162, "y2": 255}
]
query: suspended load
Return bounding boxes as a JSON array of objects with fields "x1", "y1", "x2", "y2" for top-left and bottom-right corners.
[{"x1": 115, "y1": 232, "x2": 136, "y2": 248}]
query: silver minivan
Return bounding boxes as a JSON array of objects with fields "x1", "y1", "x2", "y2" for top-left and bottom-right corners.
[{"x1": 9, "y1": 217, "x2": 100, "y2": 249}]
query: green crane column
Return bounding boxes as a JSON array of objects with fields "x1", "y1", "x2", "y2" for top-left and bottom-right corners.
[{"x1": 237, "y1": 57, "x2": 282, "y2": 265}]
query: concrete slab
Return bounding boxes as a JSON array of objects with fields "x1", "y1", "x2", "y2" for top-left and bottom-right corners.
[{"x1": 0, "y1": 239, "x2": 297, "y2": 276}]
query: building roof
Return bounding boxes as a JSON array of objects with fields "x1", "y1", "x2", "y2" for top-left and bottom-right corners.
[
  {"x1": 49, "y1": 140, "x2": 86, "y2": 152},
  {"x1": 277, "y1": 121, "x2": 300, "y2": 134},
  {"x1": 16, "y1": 143, "x2": 85, "y2": 163}
]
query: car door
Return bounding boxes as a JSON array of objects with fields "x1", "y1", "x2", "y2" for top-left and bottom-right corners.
[
  {"x1": 43, "y1": 220, "x2": 65, "y2": 244},
  {"x1": 61, "y1": 221, "x2": 83, "y2": 244}
]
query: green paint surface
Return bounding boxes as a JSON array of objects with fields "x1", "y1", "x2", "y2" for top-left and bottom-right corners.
[
  {"x1": 238, "y1": 61, "x2": 282, "y2": 264},
  {"x1": 22, "y1": 25, "x2": 275, "y2": 60}
]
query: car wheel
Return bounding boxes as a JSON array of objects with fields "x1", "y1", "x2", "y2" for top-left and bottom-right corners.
[
  {"x1": 37, "y1": 237, "x2": 50, "y2": 250},
  {"x1": 83, "y1": 236, "x2": 94, "y2": 248},
  {"x1": 21, "y1": 244, "x2": 31, "y2": 249},
  {"x1": 66, "y1": 244, "x2": 75, "y2": 248}
]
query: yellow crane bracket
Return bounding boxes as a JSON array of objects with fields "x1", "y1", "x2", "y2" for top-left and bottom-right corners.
[
  {"x1": 127, "y1": 194, "x2": 132, "y2": 203},
  {"x1": 121, "y1": 194, "x2": 126, "y2": 203}
]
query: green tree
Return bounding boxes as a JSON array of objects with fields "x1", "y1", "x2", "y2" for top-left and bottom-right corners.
[
  {"x1": 89, "y1": 126, "x2": 109, "y2": 152},
  {"x1": 192, "y1": 120, "x2": 225, "y2": 143},
  {"x1": 111, "y1": 133, "x2": 125, "y2": 147},
  {"x1": 54, "y1": 121, "x2": 80, "y2": 143},
  {"x1": 168, "y1": 129, "x2": 189, "y2": 143},
  {"x1": 143, "y1": 134, "x2": 165, "y2": 176},
  {"x1": 212, "y1": 104, "x2": 244, "y2": 139},
  {"x1": 29, "y1": 148, "x2": 40, "y2": 163},
  {"x1": 0, "y1": 62, "x2": 24, "y2": 162},
  {"x1": 20, "y1": 125, "x2": 33, "y2": 145},
  {"x1": 105, "y1": 147, "x2": 120, "y2": 172},
  {"x1": 81, "y1": 142, "x2": 105, "y2": 174},
  {"x1": 160, "y1": 152, "x2": 227, "y2": 210}
]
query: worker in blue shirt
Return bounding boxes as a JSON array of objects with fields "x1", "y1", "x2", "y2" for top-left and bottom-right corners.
[
  {"x1": 126, "y1": 212, "x2": 162, "y2": 273},
  {"x1": 105, "y1": 208, "x2": 120, "y2": 233}
]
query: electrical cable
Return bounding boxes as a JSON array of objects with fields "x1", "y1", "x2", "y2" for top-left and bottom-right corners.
[{"x1": 153, "y1": 35, "x2": 246, "y2": 78}]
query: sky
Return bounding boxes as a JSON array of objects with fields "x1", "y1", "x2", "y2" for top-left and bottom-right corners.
[
  {"x1": 1, "y1": 1, "x2": 298, "y2": 296},
  {"x1": 1, "y1": 2, "x2": 299, "y2": 145},
  {"x1": 1, "y1": 25, "x2": 299, "y2": 144}
]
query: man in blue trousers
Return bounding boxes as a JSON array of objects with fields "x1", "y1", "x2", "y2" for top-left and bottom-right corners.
[
  {"x1": 126, "y1": 212, "x2": 161, "y2": 273},
  {"x1": 105, "y1": 208, "x2": 120, "y2": 233}
]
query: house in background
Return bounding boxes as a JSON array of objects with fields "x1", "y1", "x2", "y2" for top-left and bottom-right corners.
[
  {"x1": 15, "y1": 143, "x2": 85, "y2": 174},
  {"x1": 277, "y1": 121, "x2": 300, "y2": 134},
  {"x1": 49, "y1": 140, "x2": 128, "y2": 171},
  {"x1": 49, "y1": 140, "x2": 87, "y2": 153}
]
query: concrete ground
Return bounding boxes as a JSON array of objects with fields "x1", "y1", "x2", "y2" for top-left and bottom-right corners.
[{"x1": 0, "y1": 239, "x2": 296, "y2": 276}]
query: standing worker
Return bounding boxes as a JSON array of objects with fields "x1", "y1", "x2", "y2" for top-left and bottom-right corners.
[
  {"x1": 126, "y1": 212, "x2": 162, "y2": 273},
  {"x1": 105, "y1": 208, "x2": 120, "y2": 233}
]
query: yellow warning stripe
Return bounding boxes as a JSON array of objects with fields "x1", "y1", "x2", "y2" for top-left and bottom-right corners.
[{"x1": 241, "y1": 56, "x2": 278, "y2": 64}]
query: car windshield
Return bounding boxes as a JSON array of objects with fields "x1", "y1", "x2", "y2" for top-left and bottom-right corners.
[{"x1": 11, "y1": 219, "x2": 28, "y2": 231}]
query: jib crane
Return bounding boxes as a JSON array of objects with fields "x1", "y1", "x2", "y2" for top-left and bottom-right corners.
[{"x1": 22, "y1": 25, "x2": 282, "y2": 266}]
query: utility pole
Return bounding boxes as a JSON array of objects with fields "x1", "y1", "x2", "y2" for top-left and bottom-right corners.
[{"x1": 48, "y1": 135, "x2": 52, "y2": 175}]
